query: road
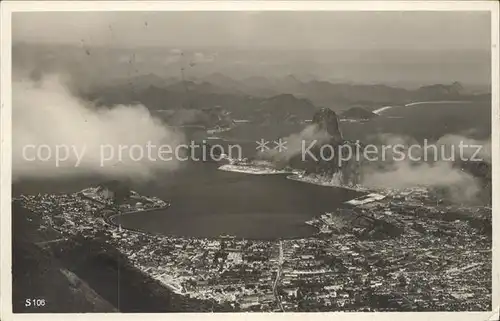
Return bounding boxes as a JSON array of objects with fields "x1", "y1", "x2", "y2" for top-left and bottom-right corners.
[
  {"x1": 272, "y1": 240, "x2": 285, "y2": 312},
  {"x1": 35, "y1": 238, "x2": 68, "y2": 246}
]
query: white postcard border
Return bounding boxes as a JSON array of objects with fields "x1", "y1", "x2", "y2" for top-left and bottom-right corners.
[{"x1": 1, "y1": 1, "x2": 498, "y2": 321}]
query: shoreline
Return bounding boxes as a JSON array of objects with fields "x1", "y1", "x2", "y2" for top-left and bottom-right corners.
[
  {"x1": 217, "y1": 165, "x2": 367, "y2": 193},
  {"x1": 106, "y1": 205, "x2": 321, "y2": 243},
  {"x1": 109, "y1": 205, "x2": 171, "y2": 222},
  {"x1": 217, "y1": 164, "x2": 294, "y2": 175},
  {"x1": 286, "y1": 174, "x2": 367, "y2": 193},
  {"x1": 372, "y1": 100, "x2": 472, "y2": 115},
  {"x1": 103, "y1": 205, "x2": 190, "y2": 294},
  {"x1": 106, "y1": 205, "x2": 171, "y2": 238}
]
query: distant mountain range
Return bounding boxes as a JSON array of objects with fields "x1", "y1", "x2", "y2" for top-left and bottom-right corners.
[
  {"x1": 81, "y1": 73, "x2": 490, "y2": 129},
  {"x1": 14, "y1": 42, "x2": 491, "y2": 91}
]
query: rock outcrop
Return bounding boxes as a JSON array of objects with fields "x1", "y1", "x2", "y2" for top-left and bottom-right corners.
[
  {"x1": 288, "y1": 108, "x2": 363, "y2": 186},
  {"x1": 311, "y1": 107, "x2": 344, "y2": 141}
]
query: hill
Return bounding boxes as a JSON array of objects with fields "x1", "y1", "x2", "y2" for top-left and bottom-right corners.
[
  {"x1": 12, "y1": 202, "x2": 117, "y2": 312},
  {"x1": 12, "y1": 200, "x2": 237, "y2": 312},
  {"x1": 341, "y1": 107, "x2": 378, "y2": 120},
  {"x1": 251, "y1": 94, "x2": 317, "y2": 125},
  {"x1": 286, "y1": 108, "x2": 363, "y2": 186},
  {"x1": 13, "y1": 240, "x2": 118, "y2": 313},
  {"x1": 85, "y1": 81, "x2": 318, "y2": 127},
  {"x1": 95, "y1": 180, "x2": 133, "y2": 204},
  {"x1": 83, "y1": 74, "x2": 489, "y2": 121}
]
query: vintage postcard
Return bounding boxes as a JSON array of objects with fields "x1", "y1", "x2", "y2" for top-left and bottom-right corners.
[{"x1": 0, "y1": 1, "x2": 498, "y2": 321}]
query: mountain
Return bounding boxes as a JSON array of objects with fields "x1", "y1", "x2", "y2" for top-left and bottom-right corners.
[
  {"x1": 414, "y1": 81, "x2": 466, "y2": 100},
  {"x1": 239, "y1": 76, "x2": 278, "y2": 97},
  {"x1": 287, "y1": 108, "x2": 363, "y2": 185},
  {"x1": 299, "y1": 81, "x2": 411, "y2": 110},
  {"x1": 12, "y1": 202, "x2": 117, "y2": 312},
  {"x1": 96, "y1": 180, "x2": 133, "y2": 204},
  {"x1": 114, "y1": 73, "x2": 178, "y2": 91},
  {"x1": 165, "y1": 80, "x2": 243, "y2": 96},
  {"x1": 83, "y1": 74, "x2": 490, "y2": 133},
  {"x1": 311, "y1": 107, "x2": 344, "y2": 142},
  {"x1": 252, "y1": 94, "x2": 317, "y2": 124},
  {"x1": 341, "y1": 107, "x2": 378, "y2": 120},
  {"x1": 274, "y1": 74, "x2": 304, "y2": 93},
  {"x1": 86, "y1": 81, "x2": 319, "y2": 126},
  {"x1": 12, "y1": 239, "x2": 118, "y2": 312},
  {"x1": 198, "y1": 72, "x2": 239, "y2": 90}
]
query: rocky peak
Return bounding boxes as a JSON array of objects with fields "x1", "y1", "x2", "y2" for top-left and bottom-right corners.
[{"x1": 312, "y1": 107, "x2": 343, "y2": 141}]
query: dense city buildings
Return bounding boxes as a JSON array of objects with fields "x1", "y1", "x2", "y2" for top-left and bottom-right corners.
[{"x1": 15, "y1": 180, "x2": 491, "y2": 312}]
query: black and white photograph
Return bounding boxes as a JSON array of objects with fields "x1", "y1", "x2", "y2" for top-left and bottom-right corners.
[{"x1": 1, "y1": 1, "x2": 498, "y2": 318}]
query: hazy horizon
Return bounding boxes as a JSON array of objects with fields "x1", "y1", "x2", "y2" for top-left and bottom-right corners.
[
  {"x1": 13, "y1": 11, "x2": 491, "y2": 50},
  {"x1": 12, "y1": 11, "x2": 493, "y2": 89}
]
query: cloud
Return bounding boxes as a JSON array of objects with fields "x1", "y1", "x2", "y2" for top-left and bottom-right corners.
[
  {"x1": 191, "y1": 52, "x2": 217, "y2": 64},
  {"x1": 256, "y1": 124, "x2": 331, "y2": 164},
  {"x1": 360, "y1": 133, "x2": 490, "y2": 204},
  {"x1": 436, "y1": 134, "x2": 491, "y2": 164},
  {"x1": 170, "y1": 48, "x2": 183, "y2": 55},
  {"x1": 13, "y1": 74, "x2": 185, "y2": 181}
]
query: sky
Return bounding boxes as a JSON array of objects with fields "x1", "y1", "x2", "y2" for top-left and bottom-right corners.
[{"x1": 12, "y1": 11, "x2": 491, "y2": 51}]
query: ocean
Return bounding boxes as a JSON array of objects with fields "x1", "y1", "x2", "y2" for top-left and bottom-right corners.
[
  {"x1": 13, "y1": 162, "x2": 362, "y2": 240},
  {"x1": 114, "y1": 163, "x2": 362, "y2": 239}
]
